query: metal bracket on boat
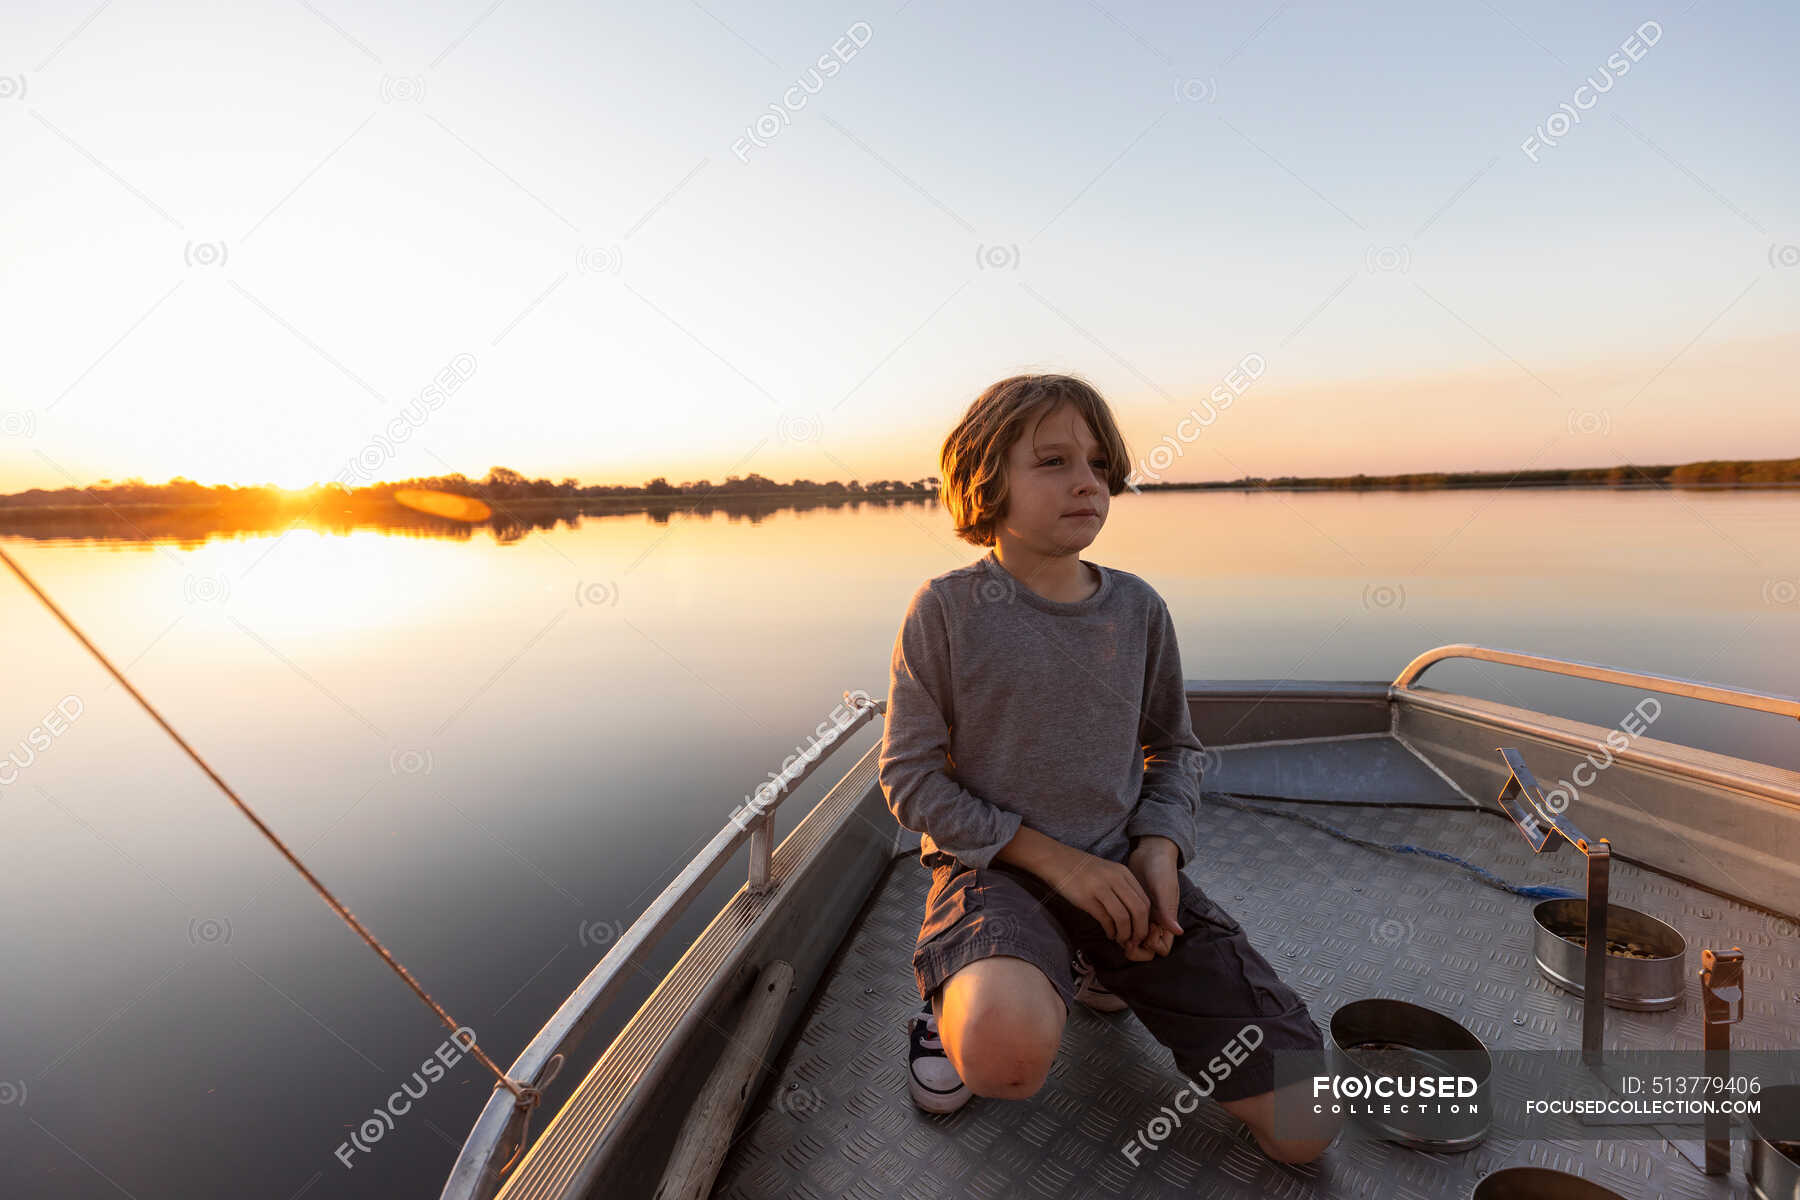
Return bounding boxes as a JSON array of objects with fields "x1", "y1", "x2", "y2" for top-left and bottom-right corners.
[
  {"x1": 1657, "y1": 946, "x2": 1749, "y2": 1176},
  {"x1": 1495, "y1": 748, "x2": 1611, "y2": 1068},
  {"x1": 745, "y1": 810, "x2": 775, "y2": 896},
  {"x1": 745, "y1": 691, "x2": 885, "y2": 897},
  {"x1": 1700, "y1": 947, "x2": 1745, "y2": 1175}
]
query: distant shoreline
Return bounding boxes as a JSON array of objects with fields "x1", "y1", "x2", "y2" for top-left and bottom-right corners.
[
  {"x1": 2, "y1": 454, "x2": 1796, "y2": 518},
  {"x1": 1140, "y1": 478, "x2": 1800, "y2": 494},
  {"x1": 1133, "y1": 455, "x2": 1800, "y2": 493},
  {"x1": 4, "y1": 469, "x2": 1795, "y2": 545},
  {"x1": 7, "y1": 478, "x2": 1800, "y2": 517}
]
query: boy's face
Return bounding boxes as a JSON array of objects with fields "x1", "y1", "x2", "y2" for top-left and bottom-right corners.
[{"x1": 997, "y1": 403, "x2": 1111, "y2": 553}]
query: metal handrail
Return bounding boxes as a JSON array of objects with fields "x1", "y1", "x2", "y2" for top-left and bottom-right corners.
[
  {"x1": 1391, "y1": 643, "x2": 1800, "y2": 723},
  {"x1": 440, "y1": 691, "x2": 886, "y2": 1200}
]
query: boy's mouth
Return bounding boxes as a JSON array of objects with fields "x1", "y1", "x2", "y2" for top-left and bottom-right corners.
[{"x1": 1061, "y1": 509, "x2": 1100, "y2": 520}]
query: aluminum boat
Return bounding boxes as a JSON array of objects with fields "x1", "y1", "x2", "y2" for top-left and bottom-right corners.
[{"x1": 442, "y1": 643, "x2": 1800, "y2": 1200}]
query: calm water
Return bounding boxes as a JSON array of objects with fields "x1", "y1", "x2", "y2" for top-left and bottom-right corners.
[{"x1": 3, "y1": 488, "x2": 1797, "y2": 1198}]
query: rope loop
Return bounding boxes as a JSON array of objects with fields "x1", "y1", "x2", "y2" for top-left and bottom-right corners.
[{"x1": 497, "y1": 1054, "x2": 565, "y2": 1175}]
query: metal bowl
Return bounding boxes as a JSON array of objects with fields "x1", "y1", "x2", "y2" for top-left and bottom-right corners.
[
  {"x1": 1531, "y1": 899, "x2": 1686, "y2": 1011},
  {"x1": 1472, "y1": 1166, "x2": 1628, "y2": 1199},
  {"x1": 1748, "y1": 1084, "x2": 1800, "y2": 1200},
  {"x1": 1326, "y1": 998, "x2": 1491, "y2": 1152}
]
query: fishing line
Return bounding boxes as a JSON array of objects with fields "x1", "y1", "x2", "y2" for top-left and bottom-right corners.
[{"x1": 0, "y1": 535, "x2": 549, "y2": 1129}]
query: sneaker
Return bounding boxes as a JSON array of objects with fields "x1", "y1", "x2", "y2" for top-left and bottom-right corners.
[
  {"x1": 1072, "y1": 948, "x2": 1128, "y2": 1012},
  {"x1": 906, "y1": 1001, "x2": 971, "y2": 1113}
]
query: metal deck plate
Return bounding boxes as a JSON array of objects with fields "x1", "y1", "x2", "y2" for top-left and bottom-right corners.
[
  {"x1": 711, "y1": 791, "x2": 1794, "y2": 1199},
  {"x1": 1204, "y1": 733, "x2": 1466, "y2": 806}
]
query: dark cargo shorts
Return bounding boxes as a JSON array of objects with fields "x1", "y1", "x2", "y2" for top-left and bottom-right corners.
[{"x1": 911, "y1": 855, "x2": 1326, "y2": 1103}]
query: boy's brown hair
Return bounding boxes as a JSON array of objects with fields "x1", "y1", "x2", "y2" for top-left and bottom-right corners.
[{"x1": 938, "y1": 374, "x2": 1132, "y2": 547}]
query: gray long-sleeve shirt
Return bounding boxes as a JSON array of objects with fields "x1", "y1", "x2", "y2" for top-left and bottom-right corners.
[{"x1": 878, "y1": 548, "x2": 1206, "y2": 872}]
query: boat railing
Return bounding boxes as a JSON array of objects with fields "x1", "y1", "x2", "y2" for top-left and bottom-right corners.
[
  {"x1": 1391, "y1": 643, "x2": 1800, "y2": 722},
  {"x1": 439, "y1": 690, "x2": 887, "y2": 1200}
]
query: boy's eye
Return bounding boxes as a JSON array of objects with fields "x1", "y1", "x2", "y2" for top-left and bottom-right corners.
[{"x1": 1040, "y1": 456, "x2": 1109, "y2": 468}]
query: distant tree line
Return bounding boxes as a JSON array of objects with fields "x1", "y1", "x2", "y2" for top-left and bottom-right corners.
[
  {"x1": 4, "y1": 456, "x2": 1798, "y2": 512},
  {"x1": 431, "y1": 468, "x2": 940, "y2": 500},
  {"x1": 1140, "y1": 457, "x2": 1800, "y2": 492},
  {"x1": 0, "y1": 468, "x2": 943, "y2": 510}
]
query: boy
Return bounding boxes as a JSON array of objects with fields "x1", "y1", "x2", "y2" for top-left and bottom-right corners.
[{"x1": 877, "y1": 374, "x2": 1339, "y2": 1164}]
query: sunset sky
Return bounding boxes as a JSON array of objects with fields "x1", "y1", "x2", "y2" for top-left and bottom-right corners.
[{"x1": 2, "y1": 1, "x2": 1796, "y2": 493}]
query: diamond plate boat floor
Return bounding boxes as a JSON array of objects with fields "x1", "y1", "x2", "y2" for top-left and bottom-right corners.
[{"x1": 710, "y1": 794, "x2": 1794, "y2": 1199}]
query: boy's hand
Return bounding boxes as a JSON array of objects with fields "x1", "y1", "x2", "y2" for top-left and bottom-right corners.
[
  {"x1": 1043, "y1": 846, "x2": 1152, "y2": 949},
  {"x1": 1123, "y1": 837, "x2": 1184, "y2": 961}
]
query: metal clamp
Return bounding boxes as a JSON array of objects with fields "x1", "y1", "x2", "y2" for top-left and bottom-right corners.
[
  {"x1": 1496, "y1": 748, "x2": 1611, "y2": 1067},
  {"x1": 1701, "y1": 947, "x2": 1745, "y2": 1175}
]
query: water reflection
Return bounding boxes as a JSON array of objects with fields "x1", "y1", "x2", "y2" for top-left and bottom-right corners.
[{"x1": 0, "y1": 488, "x2": 939, "y2": 547}]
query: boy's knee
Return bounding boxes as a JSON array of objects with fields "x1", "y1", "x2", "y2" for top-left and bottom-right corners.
[
  {"x1": 957, "y1": 1044, "x2": 1055, "y2": 1098},
  {"x1": 952, "y1": 1009, "x2": 1059, "y2": 1098},
  {"x1": 936, "y1": 954, "x2": 1065, "y2": 1098}
]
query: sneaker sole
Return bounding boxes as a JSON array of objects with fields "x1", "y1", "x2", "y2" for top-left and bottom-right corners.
[
  {"x1": 907, "y1": 1013, "x2": 972, "y2": 1113},
  {"x1": 908, "y1": 1074, "x2": 972, "y2": 1114}
]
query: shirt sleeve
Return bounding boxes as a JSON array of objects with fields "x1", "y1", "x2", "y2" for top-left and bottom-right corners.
[
  {"x1": 878, "y1": 582, "x2": 1024, "y2": 868},
  {"x1": 1126, "y1": 595, "x2": 1205, "y2": 869}
]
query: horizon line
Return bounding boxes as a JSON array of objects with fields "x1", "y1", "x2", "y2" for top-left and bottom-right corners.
[{"x1": 5, "y1": 450, "x2": 1799, "y2": 504}]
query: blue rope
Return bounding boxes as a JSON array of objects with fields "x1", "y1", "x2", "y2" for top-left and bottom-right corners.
[{"x1": 1202, "y1": 790, "x2": 1584, "y2": 901}]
